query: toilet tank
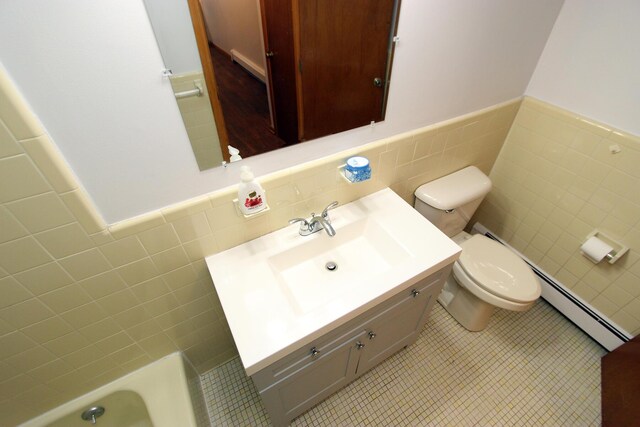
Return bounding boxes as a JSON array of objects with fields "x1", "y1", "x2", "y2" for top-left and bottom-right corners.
[{"x1": 414, "y1": 166, "x2": 492, "y2": 237}]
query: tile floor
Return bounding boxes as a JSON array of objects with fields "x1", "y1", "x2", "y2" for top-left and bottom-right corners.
[{"x1": 200, "y1": 300, "x2": 605, "y2": 426}]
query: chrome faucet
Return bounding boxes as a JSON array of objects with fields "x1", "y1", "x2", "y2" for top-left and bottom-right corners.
[{"x1": 289, "y1": 201, "x2": 338, "y2": 237}]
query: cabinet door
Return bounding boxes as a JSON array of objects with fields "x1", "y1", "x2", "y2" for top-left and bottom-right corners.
[
  {"x1": 259, "y1": 330, "x2": 366, "y2": 426},
  {"x1": 356, "y1": 277, "x2": 443, "y2": 376}
]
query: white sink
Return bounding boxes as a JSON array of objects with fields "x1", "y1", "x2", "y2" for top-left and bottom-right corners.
[
  {"x1": 205, "y1": 188, "x2": 460, "y2": 375},
  {"x1": 268, "y1": 218, "x2": 410, "y2": 314}
]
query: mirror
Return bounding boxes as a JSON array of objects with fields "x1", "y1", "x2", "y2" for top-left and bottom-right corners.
[
  {"x1": 143, "y1": 0, "x2": 401, "y2": 171},
  {"x1": 143, "y1": 0, "x2": 227, "y2": 170}
]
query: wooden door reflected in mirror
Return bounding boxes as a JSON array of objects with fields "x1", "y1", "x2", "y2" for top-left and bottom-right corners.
[
  {"x1": 187, "y1": 0, "x2": 401, "y2": 167},
  {"x1": 294, "y1": 0, "x2": 398, "y2": 141}
]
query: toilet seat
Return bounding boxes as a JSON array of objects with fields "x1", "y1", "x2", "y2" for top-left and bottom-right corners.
[{"x1": 452, "y1": 235, "x2": 540, "y2": 311}]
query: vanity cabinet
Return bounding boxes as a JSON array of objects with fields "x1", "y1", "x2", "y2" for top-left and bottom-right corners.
[{"x1": 252, "y1": 268, "x2": 448, "y2": 426}]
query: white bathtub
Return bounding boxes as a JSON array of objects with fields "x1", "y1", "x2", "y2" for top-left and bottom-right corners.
[{"x1": 20, "y1": 353, "x2": 210, "y2": 427}]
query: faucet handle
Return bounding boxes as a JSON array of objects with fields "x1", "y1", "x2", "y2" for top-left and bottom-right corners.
[
  {"x1": 321, "y1": 201, "x2": 339, "y2": 218},
  {"x1": 289, "y1": 217, "x2": 310, "y2": 230},
  {"x1": 289, "y1": 217, "x2": 309, "y2": 226},
  {"x1": 290, "y1": 217, "x2": 313, "y2": 236}
]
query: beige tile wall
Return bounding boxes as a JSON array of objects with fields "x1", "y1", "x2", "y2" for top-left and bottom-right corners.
[
  {"x1": 475, "y1": 97, "x2": 640, "y2": 337},
  {"x1": 0, "y1": 64, "x2": 519, "y2": 425},
  {"x1": 169, "y1": 72, "x2": 224, "y2": 170}
]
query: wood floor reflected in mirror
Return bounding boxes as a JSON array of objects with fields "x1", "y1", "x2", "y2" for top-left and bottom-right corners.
[{"x1": 209, "y1": 45, "x2": 288, "y2": 158}]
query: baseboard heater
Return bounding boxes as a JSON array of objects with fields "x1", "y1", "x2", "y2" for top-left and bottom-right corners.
[{"x1": 473, "y1": 223, "x2": 631, "y2": 351}]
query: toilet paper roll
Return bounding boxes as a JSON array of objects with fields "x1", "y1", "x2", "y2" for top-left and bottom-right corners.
[{"x1": 580, "y1": 236, "x2": 614, "y2": 263}]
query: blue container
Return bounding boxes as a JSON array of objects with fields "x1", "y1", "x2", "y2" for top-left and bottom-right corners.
[{"x1": 344, "y1": 156, "x2": 371, "y2": 183}]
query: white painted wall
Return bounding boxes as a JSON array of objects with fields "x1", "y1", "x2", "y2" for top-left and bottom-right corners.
[
  {"x1": 142, "y1": 0, "x2": 202, "y2": 74},
  {"x1": 0, "y1": 0, "x2": 202, "y2": 223},
  {"x1": 527, "y1": 0, "x2": 640, "y2": 136},
  {"x1": 0, "y1": 0, "x2": 563, "y2": 223},
  {"x1": 200, "y1": 0, "x2": 266, "y2": 75}
]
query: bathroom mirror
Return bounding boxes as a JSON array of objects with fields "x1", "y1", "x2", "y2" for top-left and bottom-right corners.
[{"x1": 143, "y1": 0, "x2": 401, "y2": 171}]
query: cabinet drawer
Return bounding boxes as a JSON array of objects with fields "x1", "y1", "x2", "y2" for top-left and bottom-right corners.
[{"x1": 252, "y1": 326, "x2": 366, "y2": 392}]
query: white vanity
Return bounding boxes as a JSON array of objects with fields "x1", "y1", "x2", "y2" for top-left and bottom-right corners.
[{"x1": 205, "y1": 188, "x2": 460, "y2": 426}]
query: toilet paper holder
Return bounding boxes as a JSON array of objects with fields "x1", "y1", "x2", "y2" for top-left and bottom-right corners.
[{"x1": 582, "y1": 230, "x2": 628, "y2": 264}]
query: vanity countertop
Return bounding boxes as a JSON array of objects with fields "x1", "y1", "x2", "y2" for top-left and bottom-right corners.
[{"x1": 205, "y1": 188, "x2": 461, "y2": 375}]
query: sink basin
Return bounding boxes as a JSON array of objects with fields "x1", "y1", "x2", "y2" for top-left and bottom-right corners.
[
  {"x1": 205, "y1": 188, "x2": 460, "y2": 375},
  {"x1": 268, "y1": 218, "x2": 411, "y2": 314}
]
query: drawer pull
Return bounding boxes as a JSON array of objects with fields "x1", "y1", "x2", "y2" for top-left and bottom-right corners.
[
  {"x1": 310, "y1": 347, "x2": 320, "y2": 358},
  {"x1": 368, "y1": 331, "x2": 376, "y2": 340},
  {"x1": 411, "y1": 289, "x2": 420, "y2": 298}
]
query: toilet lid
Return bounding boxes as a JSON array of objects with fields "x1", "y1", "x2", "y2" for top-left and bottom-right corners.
[{"x1": 458, "y1": 235, "x2": 540, "y2": 303}]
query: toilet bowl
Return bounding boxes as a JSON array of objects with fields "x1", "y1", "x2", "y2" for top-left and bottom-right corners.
[
  {"x1": 414, "y1": 166, "x2": 541, "y2": 331},
  {"x1": 438, "y1": 232, "x2": 540, "y2": 330}
]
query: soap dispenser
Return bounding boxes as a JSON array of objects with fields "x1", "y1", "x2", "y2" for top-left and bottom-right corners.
[{"x1": 237, "y1": 166, "x2": 267, "y2": 215}]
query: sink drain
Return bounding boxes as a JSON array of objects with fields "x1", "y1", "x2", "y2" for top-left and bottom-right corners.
[{"x1": 325, "y1": 261, "x2": 338, "y2": 271}]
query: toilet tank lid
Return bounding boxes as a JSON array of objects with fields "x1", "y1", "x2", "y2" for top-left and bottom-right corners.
[{"x1": 414, "y1": 166, "x2": 492, "y2": 210}]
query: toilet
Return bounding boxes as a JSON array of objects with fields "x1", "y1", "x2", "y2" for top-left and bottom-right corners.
[{"x1": 414, "y1": 166, "x2": 541, "y2": 331}]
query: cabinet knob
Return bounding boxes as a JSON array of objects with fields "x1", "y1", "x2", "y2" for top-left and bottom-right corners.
[
  {"x1": 310, "y1": 347, "x2": 320, "y2": 358},
  {"x1": 368, "y1": 331, "x2": 376, "y2": 340},
  {"x1": 356, "y1": 341, "x2": 365, "y2": 350},
  {"x1": 411, "y1": 289, "x2": 420, "y2": 298}
]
